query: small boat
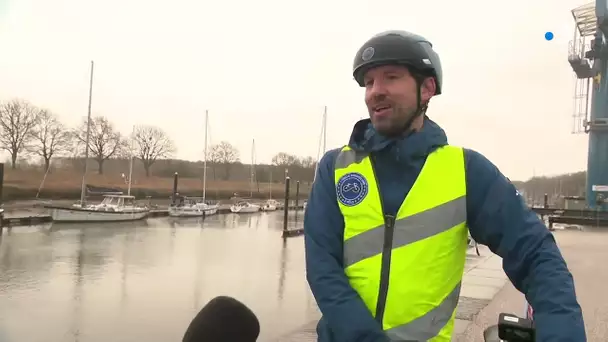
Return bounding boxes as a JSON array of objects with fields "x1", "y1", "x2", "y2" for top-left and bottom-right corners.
[
  {"x1": 229, "y1": 140, "x2": 260, "y2": 214},
  {"x1": 48, "y1": 70, "x2": 149, "y2": 224},
  {"x1": 230, "y1": 201, "x2": 260, "y2": 213},
  {"x1": 46, "y1": 195, "x2": 149, "y2": 223},
  {"x1": 260, "y1": 170, "x2": 280, "y2": 211},
  {"x1": 169, "y1": 196, "x2": 219, "y2": 217},
  {"x1": 261, "y1": 199, "x2": 280, "y2": 211}
]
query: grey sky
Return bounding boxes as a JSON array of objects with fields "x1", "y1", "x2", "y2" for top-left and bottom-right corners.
[{"x1": 0, "y1": 0, "x2": 593, "y2": 180}]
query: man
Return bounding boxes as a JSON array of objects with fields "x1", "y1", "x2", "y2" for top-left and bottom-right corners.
[{"x1": 304, "y1": 30, "x2": 585, "y2": 342}]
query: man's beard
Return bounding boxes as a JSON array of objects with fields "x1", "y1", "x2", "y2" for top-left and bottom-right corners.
[{"x1": 369, "y1": 105, "x2": 418, "y2": 137}]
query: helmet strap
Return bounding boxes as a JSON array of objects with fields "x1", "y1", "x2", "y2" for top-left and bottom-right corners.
[{"x1": 399, "y1": 75, "x2": 428, "y2": 138}]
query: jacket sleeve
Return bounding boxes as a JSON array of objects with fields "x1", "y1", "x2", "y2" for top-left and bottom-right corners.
[
  {"x1": 464, "y1": 149, "x2": 586, "y2": 342},
  {"x1": 304, "y1": 149, "x2": 388, "y2": 342}
]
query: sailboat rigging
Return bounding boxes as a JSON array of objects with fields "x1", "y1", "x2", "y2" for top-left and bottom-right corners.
[
  {"x1": 44, "y1": 61, "x2": 149, "y2": 222},
  {"x1": 168, "y1": 110, "x2": 219, "y2": 217},
  {"x1": 313, "y1": 106, "x2": 328, "y2": 181},
  {"x1": 261, "y1": 165, "x2": 279, "y2": 211},
  {"x1": 230, "y1": 139, "x2": 261, "y2": 213},
  {"x1": 305, "y1": 106, "x2": 328, "y2": 212}
]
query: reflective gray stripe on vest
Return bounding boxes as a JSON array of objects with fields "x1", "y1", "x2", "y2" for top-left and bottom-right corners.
[
  {"x1": 385, "y1": 282, "x2": 462, "y2": 341},
  {"x1": 343, "y1": 196, "x2": 466, "y2": 268}
]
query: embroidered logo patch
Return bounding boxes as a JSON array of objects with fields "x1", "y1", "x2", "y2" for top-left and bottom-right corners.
[{"x1": 337, "y1": 173, "x2": 368, "y2": 206}]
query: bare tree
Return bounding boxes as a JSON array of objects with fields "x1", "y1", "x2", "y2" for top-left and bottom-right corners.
[
  {"x1": 206, "y1": 147, "x2": 222, "y2": 180},
  {"x1": 0, "y1": 99, "x2": 40, "y2": 168},
  {"x1": 272, "y1": 152, "x2": 300, "y2": 178},
  {"x1": 73, "y1": 115, "x2": 125, "y2": 174},
  {"x1": 29, "y1": 109, "x2": 72, "y2": 171},
  {"x1": 272, "y1": 152, "x2": 299, "y2": 167},
  {"x1": 298, "y1": 156, "x2": 316, "y2": 169},
  {"x1": 131, "y1": 125, "x2": 176, "y2": 177},
  {"x1": 209, "y1": 141, "x2": 240, "y2": 180}
]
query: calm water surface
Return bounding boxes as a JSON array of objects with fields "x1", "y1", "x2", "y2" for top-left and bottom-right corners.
[{"x1": 0, "y1": 211, "x2": 316, "y2": 342}]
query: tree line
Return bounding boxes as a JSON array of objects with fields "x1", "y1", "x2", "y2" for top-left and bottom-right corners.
[
  {"x1": 1, "y1": 98, "x2": 319, "y2": 182},
  {"x1": 0, "y1": 98, "x2": 177, "y2": 175},
  {"x1": 4, "y1": 98, "x2": 591, "y2": 195},
  {"x1": 512, "y1": 171, "x2": 587, "y2": 205}
]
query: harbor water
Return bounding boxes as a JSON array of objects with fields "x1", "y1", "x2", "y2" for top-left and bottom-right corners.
[{"x1": 0, "y1": 211, "x2": 317, "y2": 342}]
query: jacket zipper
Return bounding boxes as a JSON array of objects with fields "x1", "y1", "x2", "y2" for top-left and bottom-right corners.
[{"x1": 369, "y1": 154, "x2": 395, "y2": 326}]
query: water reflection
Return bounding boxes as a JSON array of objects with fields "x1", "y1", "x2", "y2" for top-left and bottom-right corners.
[
  {"x1": 278, "y1": 239, "x2": 288, "y2": 302},
  {"x1": 0, "y1": 212, "x2": 312, "y2": 342},
  {"x1": 72, "y1": 229, "x2": 84, "y2": 342}
]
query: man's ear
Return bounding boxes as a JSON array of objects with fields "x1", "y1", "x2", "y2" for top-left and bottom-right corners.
[{"x1": 420, "y1": 77, "x2": 436, "y2": 102}]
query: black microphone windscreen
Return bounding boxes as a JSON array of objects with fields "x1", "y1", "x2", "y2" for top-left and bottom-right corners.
[{"x1": 183, "y1": 296, "x2": 260, "y2": 342}]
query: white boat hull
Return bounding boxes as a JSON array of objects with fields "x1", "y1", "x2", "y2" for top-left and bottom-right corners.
[
  {"x1": 204, "y1": 207, "x2": 218, "y2": 215},
  {"x1": 230, "y1": 204, "x2": 260, "y2": 213},
  {"x1": 169, "y1": 205, "x2": 219, "y2": 217},
  {"x1": 49, "y1": 207, "x2": 149, "y2": 222},
  {"x1": 261, "y1": 204, "x2": 277, "y2": 211},
  {"x1": 169, "y1": 207, "x2": 204, "y2": 217}
]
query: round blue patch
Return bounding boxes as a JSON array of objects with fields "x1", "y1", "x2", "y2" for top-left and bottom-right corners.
[{"x1": 337, "y1": 173, "x2": 368, "y2": 206}]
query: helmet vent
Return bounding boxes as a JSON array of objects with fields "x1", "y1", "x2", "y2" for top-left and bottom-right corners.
[{"x1": 362, "y1": 47, "x2": 375, "y2": 61}]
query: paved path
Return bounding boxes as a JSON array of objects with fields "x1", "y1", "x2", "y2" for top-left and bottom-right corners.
[
  {"x1": 279, "y1": 227, "x2": 608, "y2": 341},
  {"x1": 455, "y1": 227, "x2": 608, "y2": 342}
]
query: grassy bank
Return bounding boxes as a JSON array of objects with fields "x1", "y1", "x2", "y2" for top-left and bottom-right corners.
[{"x1": 2, "y1": 169, "x2": 311, "y2": 202}]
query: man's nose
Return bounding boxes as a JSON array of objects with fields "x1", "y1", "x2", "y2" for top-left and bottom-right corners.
[
  {"x1": 367, "y1": 79, "x2": 386, "y2": 98},
  {"x1": 367, "y1": 80, "x2": 388, "y2": 100}
]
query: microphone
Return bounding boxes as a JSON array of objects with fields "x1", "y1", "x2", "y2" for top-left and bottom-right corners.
[{"x1": 182, "y1": 296, "x2": 260, "y2": 342}]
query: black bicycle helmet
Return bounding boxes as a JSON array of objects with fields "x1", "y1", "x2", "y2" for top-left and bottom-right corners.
[{"x1": 352, "y1": 30, "x2": 443, "y2": 95}]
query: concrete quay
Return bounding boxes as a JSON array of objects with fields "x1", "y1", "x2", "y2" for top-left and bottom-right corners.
[
  {"x1": 455, "y1": 227, "x2": 608, "y2": 342},
  {"x1": 278, "y1": 227, "x2": 608, "y2": 341}
]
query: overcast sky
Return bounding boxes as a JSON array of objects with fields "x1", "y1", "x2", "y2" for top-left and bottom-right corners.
[{"x1": 0, "y1": 0, "x2": 595, "y2": 181}]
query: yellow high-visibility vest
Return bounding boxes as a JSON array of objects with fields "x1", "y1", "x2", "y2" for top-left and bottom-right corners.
[{"x1": 334, "y1": 145, "x2": 468, "y2": 341}]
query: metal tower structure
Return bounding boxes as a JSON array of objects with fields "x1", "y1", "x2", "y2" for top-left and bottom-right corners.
[{"x1": 568, "y1": 1, "x2": 608, "y2": 210}]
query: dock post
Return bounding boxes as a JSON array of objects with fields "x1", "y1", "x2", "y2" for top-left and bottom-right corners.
[
  {"x1": 172, "y1": 172, "x2": 179, "y2": 205},
  {"x1": 543, "y1": 193, "x2": 548, "y2": 208},
  {"x1": 294, "y1": 181, "x2": 300, "y2": 222},
  {"x1": 283, "y1": 177, "x2": 290, "y2": 234},
  {"x1": 295, "y1": 181, "x2": 300, "y2": 209}
]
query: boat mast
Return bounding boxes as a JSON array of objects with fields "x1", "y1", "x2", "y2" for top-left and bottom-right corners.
[
  {"x1": 322, "y1": 105, "x2": 327, "y2": 153},
  {"x1": 313, "y1": 106, "x2": 327, "y2": 182},
  {"x1": 127, "y1": 125, "x2": 135, "y2": 196},
  {"x1": 203, "y1": 110, "x2": 209, "y2": 202},
  {"x1": 269, "y1": 170, "x2": 272, "y2": 200},
  {"x1": 79, "y1": 61, "x2": 94, "y2": 206},
  {"x1": 250, "y1": 139, "x2": 255, "y2": 198}
]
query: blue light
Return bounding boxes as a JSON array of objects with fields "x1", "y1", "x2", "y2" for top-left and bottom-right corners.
[{"x1": 545, "y1": 32, "x2": 554, "y2": 41}]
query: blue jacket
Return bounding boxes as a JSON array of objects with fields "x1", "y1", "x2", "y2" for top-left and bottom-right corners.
[{"x1": 304, "y1": 117, "x2": 585, "y2": 342}]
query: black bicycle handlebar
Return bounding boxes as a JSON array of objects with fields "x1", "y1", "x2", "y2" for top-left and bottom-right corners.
[{"x1": 483, "y1": 313, "x2": 535, "y2": 342}]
